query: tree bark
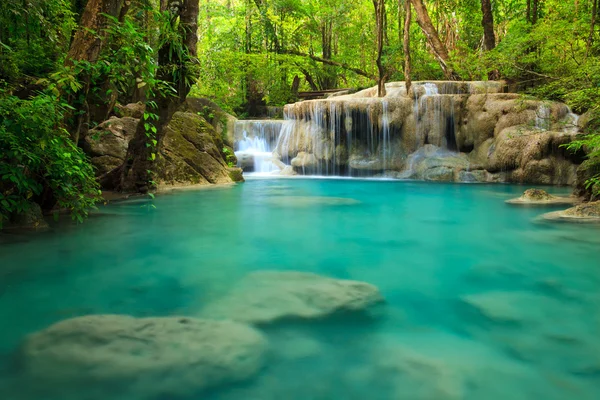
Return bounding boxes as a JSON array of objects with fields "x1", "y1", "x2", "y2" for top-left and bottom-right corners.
[
  {"x1": 532, "y1": 0, "x2": 540, "y2": 25},
  {"x1": 403, "y1": 0, "x2": 412, "y2": 93},
  {"x1": 480, "y1": 0, "x2": 495, "y2": 51},
  {"x1": 526, "y1": 0, "x2": 531, "y2": 23},
  {"x1": 373, "y1": 0, "x2": 387, "y2": 97},
  {"x1": 66, "y1": 0, "x2": 126, "y2": 65},
  {"x1": 588, "y1": 0, "x2": 598, "y2": 54},
  {"x1": 410, "y1": 0, "x2": 461, "y2": 80},
  {"x1": 120, "y1": 0, "x2": 201, "y2": 193}
]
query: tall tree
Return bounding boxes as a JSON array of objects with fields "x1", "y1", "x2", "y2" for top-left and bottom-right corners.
[
  {"x1": 64, "y1": 0, "x2": 130, "y2": 143},
  {"x1": 373, "y1": 0, "x2": 387, "y2": 97},
  {"x1": 588, "y1": 0, "x2": 598, "y2": 54},
  {"x1": 403, "y1": 0, "x2": 412, "y2": 93},
  {"x1": 480, "y1": 0, "x2": 495, "y2": 51},
  {"x1": 410, "y1": 0, "x2": 461, "y2": 80},
  {"x1": 121, "y1": 0, "x2": 200, "y2": 193},
  {"x1": 66, "y1": 0, "x2": 128, "y2": 65}
]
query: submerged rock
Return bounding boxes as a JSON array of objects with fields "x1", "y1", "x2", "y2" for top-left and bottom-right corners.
[
  {"x1": 505, "y1": 188, "x2": 578, "y2": 206},
  {"x1": 19, "y1": 315, "x2": 267, "y2": 398},
  {"x1": 541, "y1": 201, "x2": 600, "y2": 223},
  {"x1": 200, "y1": 271, "x2": 384, "y2": 324},
  {"x1": 265, "y1": 196, "x2": 360, "y2": 207}
]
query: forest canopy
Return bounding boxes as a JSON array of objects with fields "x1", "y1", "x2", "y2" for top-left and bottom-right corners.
[{"x1": 0, "y1": 0, "x2": 599, "y2": 226}]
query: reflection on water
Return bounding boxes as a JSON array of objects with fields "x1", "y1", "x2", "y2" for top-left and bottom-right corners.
[{"x1": 0, "y1": 178, "x2": 598, "y2": 400}]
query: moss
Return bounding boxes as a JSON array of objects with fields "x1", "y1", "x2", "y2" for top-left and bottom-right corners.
[
  {"x1": 227, "y1": 167, "x2": 245, "y2": 182},
  {"x1": 522, "y1": 189, "x2": 555, "y2": 200}
]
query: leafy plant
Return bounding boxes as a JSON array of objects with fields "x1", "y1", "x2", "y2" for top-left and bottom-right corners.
[
  {"x1": 0, "y1": 92, "x2": 101, "y2": 226},
  {"x1": 222, "y1": 147, "x2": 237, "y2": 168}
]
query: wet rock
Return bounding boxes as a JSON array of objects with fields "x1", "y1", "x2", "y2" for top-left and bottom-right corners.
[
  {"x1": 19, "y1": 315, "x2": 267, "y2": 398},
  {"x1": 200, "y1": 270, "x2": 384, "y2": 324},
  {"x1": 5, "y1": 203, "x2": 49, "y2": 231},
  {"x1": 83, "y1": 117, "x2": 139, "y2": 176},
  {"x1": 278, "y1": 165, "x2": 297, "y2": 176},
  {"x1": 156, "y1": 111, "x2": 236, "y2": 186},
  {"x1": 291, "y1": 152, "x2": 318, "y2": 169},
  {"x1": 265, "y1": 196, "x2": 360, "y2": 207},
  {"x1": 506, "y1": 188, "x2": 578, "y2": 206},
  {"x1": 541, "y1": 201, "x2": 600, "y2": 223},
  {"x1": 350, "y1": 332, "x2": 566, "y2": 400},
  {"x1": 114, "y1": 102, "x2": 145, "y2": 119}
]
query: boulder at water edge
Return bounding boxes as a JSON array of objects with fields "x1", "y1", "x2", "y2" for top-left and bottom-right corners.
[
  {"x1": 200, "y1": 271, "x2": 384, "y2": 324},
  {"x1": 505, "y1": 188, "x2": 578, "y2": 206},
  {"x1": 19, "y1": 315, "x2": 267, "y2": 399},
  {"x1": 541, "y1": 201, "x2": 600, "y2": 223}
]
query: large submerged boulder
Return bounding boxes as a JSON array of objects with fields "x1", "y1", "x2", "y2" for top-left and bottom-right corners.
[
  {"x1": 19, "y1": 315, "x2": 267, "y2": 398},
  {"x1": 200, "y1": 271, "x2": 384, "y2": 324}
]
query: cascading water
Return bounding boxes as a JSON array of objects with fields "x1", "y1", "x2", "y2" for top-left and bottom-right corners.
[
  {"x1": 535, "y1": 104, "x2": 551, "y2": 131},
  {"x1": 234, "y1": 120, "x2": 283, "y2": 173},
  {"x1": 234, "y1": 81, "x2": 581, "y2": 182}
]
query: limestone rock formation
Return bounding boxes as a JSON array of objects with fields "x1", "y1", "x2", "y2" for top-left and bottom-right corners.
[
  {"x1": 241, "y1": 81, "x2": 581, "y2": 184},
  {"x1": 157, "y1": 111, "x2": 243, "y2": 185},
  {"x1": 83, "y1": 116, "x2": 139, "y2": 176},
  {"x1": 200, "y1": 270, "x2": 384, "y2": 324},
  {"x1": 84, "y1": 100, "x2": 243, "y2": 188},
  {"x1": 506, "y1": 188, "x2": 578, "y2": 206},
  {"x1": 114, "y1": 102, "x2": 145, "y2": 119},
  {"x1": 541, "y1": 201, "x2": 600, "y2": 223},
  {"x1": 19, "y1": 315, "x2": 267, "y2": 398}
]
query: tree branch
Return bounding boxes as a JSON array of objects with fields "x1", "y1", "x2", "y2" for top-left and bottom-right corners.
[{"x1": 280, "y1": 49, "x2": 376, "y2": 80}]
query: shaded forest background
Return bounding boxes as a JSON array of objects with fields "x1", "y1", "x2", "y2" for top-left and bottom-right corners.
[{"x1": 0, "y1": 0, "x2": 599, "y2": 225}]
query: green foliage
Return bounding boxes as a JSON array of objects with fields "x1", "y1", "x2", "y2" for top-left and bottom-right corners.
[
  {"x1": 222, "y1": 147, "x2": 237, "y2": 168},
  {"x1": 0, "y1": 93, "x2": 101, "y2": 226}
]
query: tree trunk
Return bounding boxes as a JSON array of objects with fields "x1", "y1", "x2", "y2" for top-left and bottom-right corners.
[
  {"x1": 532, "y1": 0, "x2": 539, "y2": 25},
  {"x1": 410, "y1": 0, "x2": 461, "y2": 80},
  {"x1": 66, "y1": 0, "x2": 126, "y2": 65},
  {"x1": 64, "y1": 0, "x2": 127, "y2": 143},
  {"x1": 588, "y1": 0, "x2": 598, "y2": 54},
  {"x1": 373, "y1": 0, "x2": 387, "y2": 97},
  {"x1": 403, "y1": 0, "x2": 412, "y2": 93},
  {"x1": 526, "y1": 0, "x2": 531, "y2": 23},
  {"x1": 480, "y1": 0, "x2": 495, "y2": 51},
  {"x1": 120, "y1": 0, "x2": 201, "y2": 193}
]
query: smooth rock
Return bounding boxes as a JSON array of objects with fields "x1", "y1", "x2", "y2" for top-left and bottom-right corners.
[
  {"x1": 200, "y1": 270, "x2": 384, "y2": 324},
  {"x1": 20, "y1": 315, "x2": 267, "y2": 398},
  {"x1": 506, "y1": 188, "x2": 578, "y2": 206},
  {"x1": 265, "y1": 196, "x2": 360, "y2": 207},
  {"x1": 541, "y1": 201, "x2": 600, "y2": 223}
]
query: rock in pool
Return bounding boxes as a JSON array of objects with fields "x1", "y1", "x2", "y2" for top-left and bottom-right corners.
[
  {"x1": 505, "y1": 188, "x2": 577, "y2": 206},
  {"x1": 541, "y1": 200, "x2": 600, "y2": 223},
  {"x1": 199, "y1": 270, "x2": 384, "y2": 324},
  {"x1": 19, "y1": 315, "x2": 267, "y2": 398},
  {"x1": 265, "y1": 196, "x2": 360, "y2": 207}
]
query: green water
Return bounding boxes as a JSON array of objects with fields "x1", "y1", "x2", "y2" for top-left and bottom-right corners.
[{"x1": 0, "y1": 178, "x2": 599, "y2": 399}]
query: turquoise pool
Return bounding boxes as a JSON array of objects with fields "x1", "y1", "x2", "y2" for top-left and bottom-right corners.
[{"x1": 0, "y1": 178, "x2": 598, "y2": 400}]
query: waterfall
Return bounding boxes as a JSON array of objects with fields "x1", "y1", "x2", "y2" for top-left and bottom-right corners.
[
  {"x1": 535, "y1": 104, "x2": 551, "y2": 131},
  {"x1": 563, "y1": 107, "x2": 580, "y2": 133},
  {"x1": 233, "y1": 80, "x2": 579, "y2": 181},
  {"x1": 234, "y1": 120, "x2": 284, "y2": 173}
]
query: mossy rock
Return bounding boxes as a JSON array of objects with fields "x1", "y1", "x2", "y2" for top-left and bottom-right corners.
[
  {"x1": 227, "y1": 167, "x2": 244, "y2": 182},
  {"x1": 156, "y1": 112, "x2": 235, "y2": 186}
]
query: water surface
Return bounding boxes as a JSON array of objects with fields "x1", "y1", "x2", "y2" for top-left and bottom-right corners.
[{"x1": 1, "y1": 178, "x2": 598, "y2": 399}]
